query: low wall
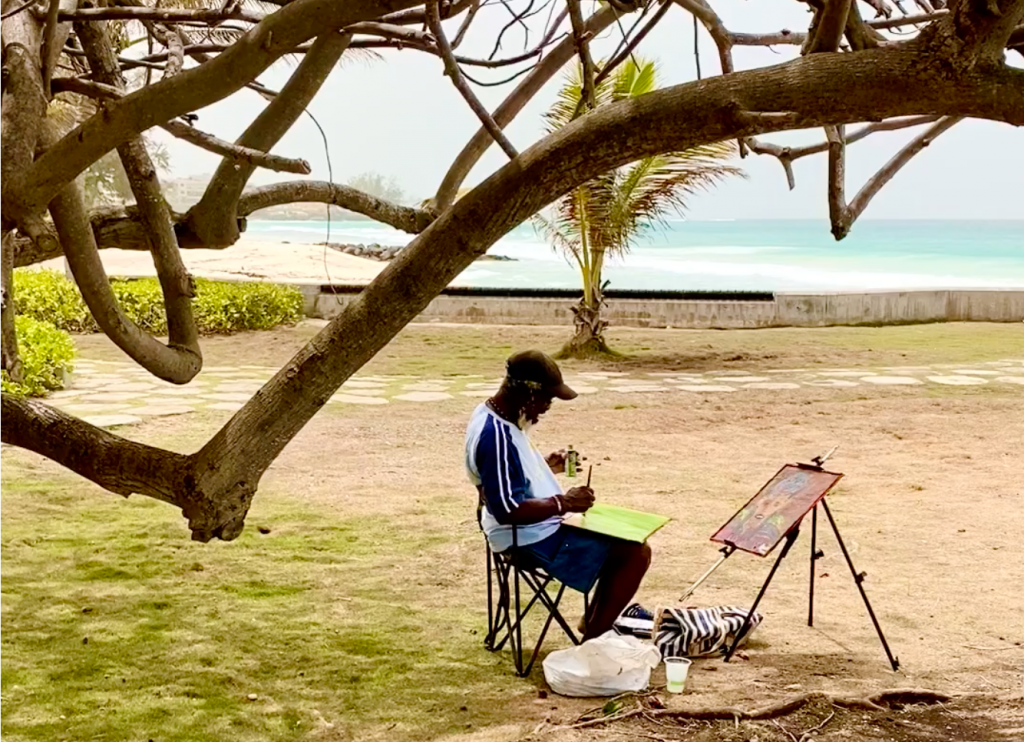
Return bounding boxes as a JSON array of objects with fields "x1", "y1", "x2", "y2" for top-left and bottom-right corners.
[{"x1": 299, "y1": 286, "x2": 1024, "y2": 329}]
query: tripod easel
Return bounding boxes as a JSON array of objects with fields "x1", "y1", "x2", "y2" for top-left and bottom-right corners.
[{"x1": 682, "y1": 447, "x2": 900, "y2": 671}]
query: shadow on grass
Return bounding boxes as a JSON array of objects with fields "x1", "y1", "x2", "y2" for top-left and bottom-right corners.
[{"x1": 1, "y1": 471, "x2": 533, "y2": 742}]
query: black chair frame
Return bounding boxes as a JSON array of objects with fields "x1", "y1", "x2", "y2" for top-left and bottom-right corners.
[{"x1": 482, "y1": 518, "x2": 591, "y2": 677}]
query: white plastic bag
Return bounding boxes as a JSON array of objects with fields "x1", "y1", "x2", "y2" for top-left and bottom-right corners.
[{"x1": 542, "y1": 631, "x2": 662, "y2": 697}]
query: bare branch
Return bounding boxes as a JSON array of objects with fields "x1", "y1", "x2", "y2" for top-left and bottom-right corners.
[
  {"x1": 187, "y1": 30, "x2": 352, "y2": 248},
  {"x1": 50, "y1": 176, "x2": 203, "y2": 383},
  {"x1": 22, "y1": 0, "x2": 426, "y2": 217},
  {"x1": 826, "y1": 124, "x2": 847, "y2": 238},
  {"x1": 868, "y1": 9, "x2": 947, "y2": 29},
  {"x1": 452, "y1": 0, "x2": 482, "y2": 48},
  {"x1": 1, "y1": 0, "x2": 38, "y2": 21},
  {"x1": 237, "y1": 181, "x2": 436, "y2": 233},
  {"x1": 566, "y1": 0, "x2": 597, "y2": 111},
  {"x1": 74, "y1": 20, "x2": 203, "y2": 379},
  {"x1": 433, "y1": 3, "x2": 625, "y2": 210},
  {"x1": 808, "y1": 0, "x2": 853, "y2": 53},
  {"x1": 595, "y1": 0, "x2": 673, "y2": 87},
  {"x1": 838, "y1": 116, "x2": 962, "y2": 237},
  {"x1": 57, "y1": 6, "x2": 263, "y2": 24},
  {"x1": 162, "y1": 120, "x2": 312, "y2": 173},
  {"x1": 425, "y1": 0, "x2": 519, "y2": 160},
  {"x1": 40, "y1": 0, "x2": 61, "y2": 97},
  {"x1": 745, "y1": 115, "x2": 942, "y2": 189}
]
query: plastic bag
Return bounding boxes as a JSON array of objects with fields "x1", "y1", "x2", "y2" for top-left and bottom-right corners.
[{"x1": 542, "y1": 631, "x2": 662, "y2": 697}]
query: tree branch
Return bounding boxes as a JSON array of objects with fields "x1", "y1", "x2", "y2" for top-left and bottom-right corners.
[
  {"x1": 832, "y1": 116, "x2": 962, "y2": 238},
  {"x1": 163, "y1": 120, "x2": 313, "y2": 174},
  {"x1": 808, "y1": 0, "x2": 853, "y2": 53},
  {"x1": 566, "y1": 0, "x2": 597, "y2": 111},
  {"x1": 1, "y1": 231, "x2": 23, "y2": 383},
  {"x1": 76, "y1": 20, "x2": 203, "y2": 375},
  {"x1": 56, "y1": 6, "x2": 263, "y2": 24},
  {"x1": 425, "y1": 0, "x2": 518, "y2": 160},
  {"x1": 21, "y1": 0, "x2": 425, "y2": 218},
  {"x1": 49, "y1": 173, "x2": 202, "y2": 383},
  {"x1": 237, "y1": 181, "x2": 435, "y2": 233},
  {"x1": 187, "y1": 30, "x2": 352, "y2": 248},
  {"x1": 433, "y1": 3, "x2": 625, "y2": 210},
  {"x1": 1, "y1": 394, "x2": 188, "y2": 504}
]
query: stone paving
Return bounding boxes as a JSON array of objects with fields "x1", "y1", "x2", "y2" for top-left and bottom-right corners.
[{"x1": 44, "y1": 357, "x2": 1024, "y2": 429}]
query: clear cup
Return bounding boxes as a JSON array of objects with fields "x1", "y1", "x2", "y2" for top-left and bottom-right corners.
[{"x1": 664, "y1": 656, "x2": 692, "y2": 694}]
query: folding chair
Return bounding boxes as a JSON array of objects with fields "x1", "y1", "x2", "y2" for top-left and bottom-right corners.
[{"x1": 478, "y1": 493, "x2": 591, "y2": 677}]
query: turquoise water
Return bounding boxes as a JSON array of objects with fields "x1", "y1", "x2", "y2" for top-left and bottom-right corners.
[{"x1": 245, "y1": 219, "x2": 1023, "y2": 292}]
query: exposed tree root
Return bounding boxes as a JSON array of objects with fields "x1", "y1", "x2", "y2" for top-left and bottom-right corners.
[{"x1": 563, "y1": 688, "x2": 952, "y2": 730}]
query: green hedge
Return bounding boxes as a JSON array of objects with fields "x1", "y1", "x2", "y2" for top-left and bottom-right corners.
[
  {"x1": 13, "y1": 269, "x2": 304, "y2": 335},
  {"x1": 1, "y1": 316, "x2": 76, "y2": 397}
]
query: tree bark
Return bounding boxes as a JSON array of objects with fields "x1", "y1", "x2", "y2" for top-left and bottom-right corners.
[{"x1": 1, "y1": 231, "x2": 24, "y2": 383}]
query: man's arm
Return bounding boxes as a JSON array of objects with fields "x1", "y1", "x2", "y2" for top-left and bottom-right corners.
[{"x1": 476, "y1": 418, "x2": 594, "y2": 526}]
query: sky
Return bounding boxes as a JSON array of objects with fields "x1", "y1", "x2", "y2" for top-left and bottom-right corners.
[{"x1": 151, "y1": 0, "x2": 1024, "y2": 221}]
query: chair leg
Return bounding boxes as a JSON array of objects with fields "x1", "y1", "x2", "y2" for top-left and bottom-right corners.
[
  {"x1": 519, "y1": 582, "x2": 567, "y2": 676},
  {"x1": 485, "y1": 547, "x2": 495, "y2": 649}
]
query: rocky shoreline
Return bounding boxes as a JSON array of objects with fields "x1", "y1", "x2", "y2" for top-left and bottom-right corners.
[{"x1": 327, "y1": 243, "x2": 515, "y2": 262}]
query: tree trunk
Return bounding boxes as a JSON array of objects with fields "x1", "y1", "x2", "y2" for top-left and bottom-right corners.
[{"x1": 559, "y1": 290, "x2": 614, "y2": 359}]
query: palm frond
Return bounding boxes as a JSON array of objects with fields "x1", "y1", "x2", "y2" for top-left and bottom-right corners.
[{"x1": 605, "y1": 142, "x2": 744, "y2": 257}]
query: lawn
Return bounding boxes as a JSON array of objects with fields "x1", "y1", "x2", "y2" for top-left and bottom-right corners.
[{"x1": 3, "y1": 321, "x2": 1023, "y2": 742}]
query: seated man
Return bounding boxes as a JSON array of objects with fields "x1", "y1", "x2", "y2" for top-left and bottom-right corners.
[{"x1": 465, "y1": 349, "x2": 651, "y2": 641}]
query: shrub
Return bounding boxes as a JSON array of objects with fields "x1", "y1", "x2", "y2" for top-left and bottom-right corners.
[
  {"x1": 1, "y1": 316, "x2": 76, "y2": 397},
  {"x1": 11, "y1": 268, "x2": 94, "y2": 332},
  {"x1": 13, "y1": 270, "x2": 303, "y2": 335}
]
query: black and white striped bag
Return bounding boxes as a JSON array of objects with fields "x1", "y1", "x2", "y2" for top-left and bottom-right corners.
[{"x1": 653, "y1": 606, "x2": 763, "y2": 658}]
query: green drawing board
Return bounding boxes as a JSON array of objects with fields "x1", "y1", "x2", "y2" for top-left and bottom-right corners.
[{"x1": 563, "y1": 503, "x2": 671, "y2": 543}]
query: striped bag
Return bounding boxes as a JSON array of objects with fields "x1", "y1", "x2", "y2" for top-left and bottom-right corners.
[{"x1": 653, "y1": 605, "x2": 763, "y2": 658}]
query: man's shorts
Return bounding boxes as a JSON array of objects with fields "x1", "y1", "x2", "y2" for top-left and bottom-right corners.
[{"x1": 518, "y1": 526, "x2": 613, "y2": 593}]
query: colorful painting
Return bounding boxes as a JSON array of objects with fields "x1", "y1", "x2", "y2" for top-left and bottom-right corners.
[{"x1": 711, "y1": 465, "x2": 843, "y2": 557}]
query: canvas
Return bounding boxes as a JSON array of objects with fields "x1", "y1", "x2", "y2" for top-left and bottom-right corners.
[{"x1": 711, "y1": 465, "x2": 843, "y2": 556}]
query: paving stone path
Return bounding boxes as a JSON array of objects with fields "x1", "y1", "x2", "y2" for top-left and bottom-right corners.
[{"x1": 47, "y1": 357, "x2": 1024, "y2": 429}]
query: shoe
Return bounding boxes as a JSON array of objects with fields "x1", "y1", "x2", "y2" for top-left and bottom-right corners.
[{"x1": 613, "y1": 603, "x2": 654, "y2": 638}]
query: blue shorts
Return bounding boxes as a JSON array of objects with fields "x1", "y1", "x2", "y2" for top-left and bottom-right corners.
[{"x1": 519, "y1": 526, "x2": 612, "y2": 593}]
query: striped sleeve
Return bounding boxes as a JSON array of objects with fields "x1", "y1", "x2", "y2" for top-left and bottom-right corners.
[{"x1": 475, "y1": 416, "x2": 530, "y2": 519}]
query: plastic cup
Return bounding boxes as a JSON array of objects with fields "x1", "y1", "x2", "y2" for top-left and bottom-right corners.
[{"x1": 664, "y1": 656, "x2": 692, "y2": 694}]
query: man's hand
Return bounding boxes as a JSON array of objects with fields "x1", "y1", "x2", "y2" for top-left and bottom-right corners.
[
  {"x1": 546, "y1": 449, "x2": 568, "y2": 474},
  {"x1": 562, "y1": 486, "x2": 595, "y2": 513}
]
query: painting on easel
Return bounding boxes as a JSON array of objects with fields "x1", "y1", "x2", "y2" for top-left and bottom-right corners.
[{"x1": 712, "y1": 465, "x2": 843, "y2": 557}]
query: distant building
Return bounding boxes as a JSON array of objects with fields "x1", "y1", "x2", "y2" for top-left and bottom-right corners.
[{"x1": 164, "y1": 175, "x2": 211, "y2": 212}]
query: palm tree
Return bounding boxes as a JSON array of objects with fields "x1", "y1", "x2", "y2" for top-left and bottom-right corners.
[{"x1": 535, "y1": 58, "x2": 743, "y2": 358}]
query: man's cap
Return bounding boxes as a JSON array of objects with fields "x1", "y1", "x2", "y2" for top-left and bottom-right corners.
[{"x1": 505, "y1": 350, "x2": 577, "y2": 400}]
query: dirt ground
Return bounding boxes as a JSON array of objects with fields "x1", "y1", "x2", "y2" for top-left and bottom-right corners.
[{"x1": 6, "y1": 322, "x2": 1024, "y2": 741}]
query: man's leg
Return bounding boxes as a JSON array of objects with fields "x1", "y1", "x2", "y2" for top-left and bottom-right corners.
[{"x1": 582, "y1": 540, "x2": 652, "y2": 641}]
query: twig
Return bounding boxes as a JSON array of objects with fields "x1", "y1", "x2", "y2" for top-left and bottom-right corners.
[
  {"x1": 772, "y1": 717, "x2": 799, "y2": 742},
  {"x1": 798, "y1": 710, "x2": 834, "y2": 742},
  {"x1": 425, "y1": 0, "x2": 518, "y2": 159},
  {"x1": 566, "y1": 0, "x2": 597, "y2": 112},
  {"x1": 595, "y1": 0, "x2": 672, "y2": 87},
  {"x1": 57, "y1": 6, "x2": 263, "y2": 23},
  {"x1": 961, "y1": 644, "x2": 1020, "y2": 651},
  {"x1": 0, "y1": 0, "x2": 36, "y2": 20}
]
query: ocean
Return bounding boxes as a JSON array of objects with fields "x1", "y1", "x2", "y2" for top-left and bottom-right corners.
[{"x1": 244, "y1": 219, "x2": 1024, "y2": 292}]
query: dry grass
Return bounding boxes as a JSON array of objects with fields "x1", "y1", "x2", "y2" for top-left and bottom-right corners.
[{"x1": 3, "y1": 321, "x2": 1023, "y2": 742}]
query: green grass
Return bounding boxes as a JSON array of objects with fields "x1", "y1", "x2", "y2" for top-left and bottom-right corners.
[
  {"x1": 70, "y1": 320, "x2": 1024, "y2": 379},
  {"x1": 0, "y1": 467, "x2": 526, "y2": 742}
]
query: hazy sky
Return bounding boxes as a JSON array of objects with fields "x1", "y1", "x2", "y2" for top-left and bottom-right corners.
[{"x1": 153, "y1": 0, "x2": 1024, "y2": 221}]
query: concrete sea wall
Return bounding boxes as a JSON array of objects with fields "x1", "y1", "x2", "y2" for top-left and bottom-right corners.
[{"x1": 297, "y1": 286, "x2": 1024, "y2": 329}]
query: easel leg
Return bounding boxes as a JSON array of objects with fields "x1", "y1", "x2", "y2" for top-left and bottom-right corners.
[
  {"x1": 724, "y1": 528, "x2": 800, "y2": 662},
  {"x1": 808, "y1": 505, "x2": 823, "y2": 627},
  {"x1": 821, "y1": 499, "x2": 900, "y2": 672}
]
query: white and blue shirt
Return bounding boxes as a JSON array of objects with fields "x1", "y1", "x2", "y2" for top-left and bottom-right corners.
[{"x1": 465, "y1": 403, "x2": 562, "y2": 552}]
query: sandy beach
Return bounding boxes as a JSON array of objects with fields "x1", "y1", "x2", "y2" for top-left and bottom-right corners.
[{"x1": 39, "y1": 237, "x2": 385, "y2": 285}]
